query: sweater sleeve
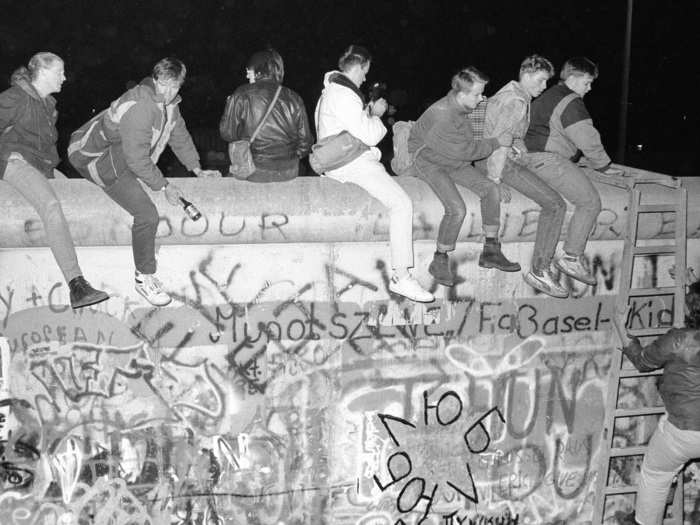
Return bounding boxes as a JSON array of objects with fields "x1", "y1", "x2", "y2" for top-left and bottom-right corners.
[
  {"x1": 0, "y1": 89, "x2": 22, "y2": 131},
  {"x1": 622, "y1": 329, "x2": 683, "y2": 372},
  {"x1": 426, "y1": 117, "x2": 499, "y2": 162},
  {"x1": 119, "y1": 101, "x2": 167, "y2": 190},
  {"x1": 168, "y1": 109, "x2": 200, "y2": 172},
  {"x1": 561, "y1": 99, "x2": 611, "y2": 169}
]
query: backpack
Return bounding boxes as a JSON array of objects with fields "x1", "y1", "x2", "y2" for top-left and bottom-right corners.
[{"x1": 390, "y1": 120, "x2": 422, "y2": 175}]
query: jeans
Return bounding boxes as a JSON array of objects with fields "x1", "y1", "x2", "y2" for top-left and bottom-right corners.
[
  {"x1": 326, "y1": 151, "x2": 414, "y2": 271},
  {"x1": 524, "y1": 152, "x2": 601, "y2": 256},
  {"x1": 102, "y1": 170, "x2": 160, "y2": 274},
  {"x1": 414, "y1": 158, "x2": 501, "y2": 252},
  {"x1": 498, "y1": 159, "x2": 566, "y2": 272},
  {"x1": 636, "y1": 416, "x2": 700, "y2": 525},
  {"x1": 3, "y1": 154, "x2": 82, "y2": 283}
]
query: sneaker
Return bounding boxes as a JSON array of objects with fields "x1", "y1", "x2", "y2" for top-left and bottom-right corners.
[
  {"x1": 555, "y1": 254, "x2": 596, "y2": 286},
  {"x1": 523, "y1": 268, "x2": 569, "y2": 298},
  {"x1": 428, "y1": 252, "x2": 455, "y2": 286},
  {"x1": 135, "y1": 272, "x2": 172, "y2": 306},
  {"x1": 69, "y1": 276, "x2": 109, "y2": 309},
  {"x1": 389, "y1": 274, "x2": 435, "y2": 303},
  {"x1": 478, "y1": 241, "x2": 521, "y2": 272}
]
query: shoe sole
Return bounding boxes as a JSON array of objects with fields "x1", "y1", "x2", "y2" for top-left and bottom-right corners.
[
  {"x1": 71, "y1": 292, "x2": 110, "y2": 309},
  {"x1": 135, "y1": 287, "x2": 172, "y2": 307},
  {"x1": 554, "y1": 260, "x2": 596, "y2": 286},
  {"x1": 523, "y1": 273, "x2": 569, "y2": 298},
  {"x1": 478, "y1": 260, "x2": 522, "y2": 272}
]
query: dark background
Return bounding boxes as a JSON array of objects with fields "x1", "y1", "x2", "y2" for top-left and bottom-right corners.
[{"x1": 1, "y1": 0, "x2": 698, "y2": 177}]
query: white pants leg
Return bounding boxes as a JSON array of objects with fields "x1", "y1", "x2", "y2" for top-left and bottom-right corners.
[
  {"x1": 326, "y1": 151, "x2": 414, "y2": 271},
  {"x1": 636, "y1": 416, "x2": 700, "y2": 525}
]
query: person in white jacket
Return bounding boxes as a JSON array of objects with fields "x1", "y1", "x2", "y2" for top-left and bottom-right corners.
[{"x1": 315, "y1": 45, "x2": 433, "y2": 303}]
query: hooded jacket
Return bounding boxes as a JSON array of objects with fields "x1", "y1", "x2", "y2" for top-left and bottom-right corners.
[
  {"x1": 623, "y1": 328, "x2": 700, "y2": 431},
  {"x1": 483, "y1": 80, "x2": 531, "y2": 182},
  {"x1": 0, "y1": 69, "x2": 60, "y2": 178},
  {"x1": 68, "y1": 77, "x2": 200, "y2": 190},
  {"x1": 219, "y1": 79, "x2": 312, "y2": 174},
  {"x1": 315, "y1": 71, "x2": 386, "y2": 155}
]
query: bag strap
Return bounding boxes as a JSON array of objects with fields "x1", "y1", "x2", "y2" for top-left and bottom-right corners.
[{"x1": 250, "y1": 85, "x2": 282, "y2": 143}]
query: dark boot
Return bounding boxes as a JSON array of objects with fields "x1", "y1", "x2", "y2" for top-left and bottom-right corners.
[
  {"x1": 69, "y1": 276, "x2": 109, "y2": 309},
  {"x1": 478, "y1": 241, "x2": 521, "y2": 272},
  {"x1": 428, "y1": 251, "x2": 455, "y2": 286}
]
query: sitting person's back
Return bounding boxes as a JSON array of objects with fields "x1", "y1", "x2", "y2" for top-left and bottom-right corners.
[{"x1": 220, "y1": 49, "x2": 312, "y2": 182}]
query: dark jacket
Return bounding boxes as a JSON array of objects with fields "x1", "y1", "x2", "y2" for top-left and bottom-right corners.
[
  {"x1": 525, "y1": 83, "x2": 611, "y2": 170},
  {"x1": 68, "y1": 77, "x2": 200, "y2": 191},
  {"x1": 219, "y1": 79, "x2": 312, "y2": 181},
  {"x1": 408, "y1": 92, "x2": 499, "y2": 172},
  {"x1": 0, "y1": 69, "x2": 60, "y2": 179},
  {"x1": 623, "y1": 328, "x2": 700, "y2": 431}
]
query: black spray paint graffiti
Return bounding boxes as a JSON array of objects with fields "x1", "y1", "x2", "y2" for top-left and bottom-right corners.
[{"x1": 373, "y1": 389, "x2": 506, "y2": 524}]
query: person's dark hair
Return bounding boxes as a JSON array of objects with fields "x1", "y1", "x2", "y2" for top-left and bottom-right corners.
[
  {"x1": 685, "y1": 281, "x2": 700, "y2": 329},
  {"x1": 519, "y1": 54, "x2": 555, "y2": 78},
  {"x1": 451, "y1": 67, "x2": 489, "y2": 95},
  {"x1": 560, "y1": 57, "x2": 599, "y2": 81},
  {"x1": 152, "y1": 57, "x2": 187, "y2": 83},
  {"x1": 338, "y1": 45, "x2": 371, "y2": 72},
  {"x1": 247, "y1": 49, "x2": 285, "y2": 83}
]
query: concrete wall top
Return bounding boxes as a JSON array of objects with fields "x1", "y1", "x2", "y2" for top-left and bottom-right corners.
[{"x1": 0, "y1": 166, "x2": 695, "y2": 247}]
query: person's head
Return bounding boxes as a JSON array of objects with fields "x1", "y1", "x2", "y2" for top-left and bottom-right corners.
[
  {"x1": 451, "y1": 67, "x2": 489, "y2": 110},
  {"x1": 152, "y1": 57, "x2": 187, "y2": 103},
  {"x1": 561, "y1": 57, "x2": 599, "y2": 98},
  {"x1": 685, "y1": 281, "x2": 700, "y2": 329},
  {"x1": 27, "y1": 52, "x2": 65, "y2": 97},
  {"x1": 246, "y1": 49, "x2": 285, "y2": 84},
  {"x1": 338, "y1": 45, "x2": 372, "y2": 87},
  {"x1": 518, "y1": 54, "x2": 554, "y2": 99}
]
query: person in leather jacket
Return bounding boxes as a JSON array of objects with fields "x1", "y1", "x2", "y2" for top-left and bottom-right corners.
[
  {"x1": 219, "y1": 49, "x2": 312, "y2": 182},
  {"x1": 615, "y1": 279, "x2": 700, "y2": 525}
]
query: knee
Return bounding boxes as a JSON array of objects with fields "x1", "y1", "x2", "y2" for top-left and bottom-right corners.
[
  {"x1": 447, "y1": 197, "x2": 467, "y2": 222},
  {"x1": 551, "y1": 194, "x2": 567, "y2": 216},
  {"x1": 134, "y1": 202, "x2": 159, "y2": 230}
]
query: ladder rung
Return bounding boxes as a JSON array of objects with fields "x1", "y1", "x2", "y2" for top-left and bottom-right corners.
[
  {"x1": 614, "y1": 406, "x2": 666, "y2": 418},
  {"x1": 605, "y1": 485, "x2": 638, "y2": 496},
  {"x1": 628, "y1": 286, "x2": 678, "y2": 297},
  {"x1": 610, "y1": 446, "x2": 648, "y2": 457},
  {"x1": 628, "y1": 327, "x2": 673, "y2": 337},
  {"x1": 637, "y1": 204, "x2": 678, "y2": 214},
  {"x1": 619, "y1": 368, "x2": 663, "y2": 378},
  {"x1": 632, "y1": 245, "x2": 677, "y2": 255}
]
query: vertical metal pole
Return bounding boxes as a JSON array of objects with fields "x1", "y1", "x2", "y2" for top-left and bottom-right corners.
[{"x1": 617, "y1": 0, "x2": 634, "y2": 163}]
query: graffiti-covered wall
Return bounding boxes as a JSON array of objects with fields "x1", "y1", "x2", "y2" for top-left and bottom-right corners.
[{"x1": 0, "y1": 174, "x2": 697, "y2": 524}]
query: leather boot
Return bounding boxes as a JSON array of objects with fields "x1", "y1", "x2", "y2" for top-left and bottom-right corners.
[
  {"x1": 478, "y1": 241, "x2": 521, "y2": 272},
  {"x1": 428, "y1": 251, "x2": 455, "y2": 286},
  {"x1": 69, "y1": 276, "x2": 109, "y2": 309}
]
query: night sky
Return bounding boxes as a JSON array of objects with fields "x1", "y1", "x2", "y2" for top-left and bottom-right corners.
[{"x1": 1, "y1": 0, "x2": 698, "y2": 176}]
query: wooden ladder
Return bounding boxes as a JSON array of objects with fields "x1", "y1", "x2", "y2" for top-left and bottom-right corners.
[{"x1": 591, "y1": 169, "x2": 687, "y2": 524}]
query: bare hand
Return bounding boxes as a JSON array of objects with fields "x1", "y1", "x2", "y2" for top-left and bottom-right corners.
[
  {"x1": 600, "y1": 166, "x2": 625, "y2": 177},
  {"x1": 612, "y1": 303, "x2": 632, "y2": 347},
  {"x1": 163, "y1": 183, "x2": 184, "y2": 206},
  {"x1": 369, "y1": 98, "x2": 388, "y2": 117},
  {"x1": 193, "y1": 168, "x2": 222, "y2": 178},
  {"x1": 497, "y1": 132, "x2": 513, "y2": 148}
]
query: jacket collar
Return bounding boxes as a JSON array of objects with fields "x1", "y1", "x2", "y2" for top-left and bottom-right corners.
[
  {"x1": 11, "y1": 69, "x2": 43, "y2": 101},
  {"x1": 328, "y1": 72, "x2": 366, "y2": 105}
]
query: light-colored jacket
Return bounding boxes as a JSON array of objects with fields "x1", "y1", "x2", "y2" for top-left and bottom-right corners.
[
  {"x1": 484, "y1": 80, "x2": 531, "y2": 182},
  {"x1": 314, "y1": 70, "x2": 386, "y2": 165}
]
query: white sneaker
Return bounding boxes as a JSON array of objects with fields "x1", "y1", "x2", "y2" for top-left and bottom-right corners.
[
  {"x1": 523, "y1": 268, "x2": 569, "y2": 298},
  {"x1": 135, "y1": 272, "x2": 172, "y2": 306},
  {"x1": 555, "y1": 254, "x2": 596, "y2": 286},
  {"x1": 389, "y1": 274, "x2": 434, "y2": 303}
]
